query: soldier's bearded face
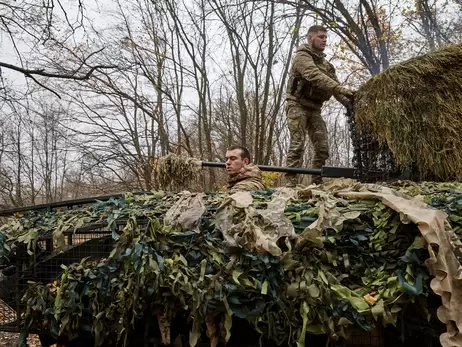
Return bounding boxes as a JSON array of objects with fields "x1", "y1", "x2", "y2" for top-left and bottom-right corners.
[
  {"x1": 309, "y1": 31, "x2": 327, "y2": 52},
  {"x1": 225, "y1": 149, "x2": 249, "y2": 175}
]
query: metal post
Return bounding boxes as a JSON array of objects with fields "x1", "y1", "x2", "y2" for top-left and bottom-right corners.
[{"x1": 201, "y1": 162, "x2": 356, "y2": 178}]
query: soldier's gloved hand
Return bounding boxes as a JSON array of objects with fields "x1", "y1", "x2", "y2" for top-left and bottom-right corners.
[
  {"x1": 335, "y1": 86, "x2": 356, "y2": 99},
  {"x1": 337, "y1": 94, "x2": 353, "y2": 109}
]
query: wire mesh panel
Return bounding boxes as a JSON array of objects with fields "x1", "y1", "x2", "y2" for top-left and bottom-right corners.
[
  {"x1": 346, "y1": 109, "x2": 412, "y2": 183},
  {"x1": 0, "y1": 225, "x2": 113, "y2": 334}
]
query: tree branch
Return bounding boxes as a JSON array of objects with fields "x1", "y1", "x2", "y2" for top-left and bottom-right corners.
[{"x1": 0, "y1": 59, "x2": 116, "y2": 81}]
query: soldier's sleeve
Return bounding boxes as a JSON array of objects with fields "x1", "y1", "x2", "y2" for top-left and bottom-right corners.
[
  {"x1": 335, "y1": 93, "x2": 353, "y2": 109},
  {"x1": 328, "y1": 62, "x2": 340, "y2": 83},
  {"x1": 327, "y1": 63, "x2": 351, "y2": 105},
  {"x1": 295, "y1": 52, "x2": 340, "y2": 93}
]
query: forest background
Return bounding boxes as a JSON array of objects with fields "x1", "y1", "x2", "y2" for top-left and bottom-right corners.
[{"x1": 0, "y1": 0, "x2": 461, "y2": 207}]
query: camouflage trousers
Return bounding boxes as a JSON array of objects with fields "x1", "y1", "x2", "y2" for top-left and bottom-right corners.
[{"x1": 285, "y1": 101, "x2": 329, "y2": 185}]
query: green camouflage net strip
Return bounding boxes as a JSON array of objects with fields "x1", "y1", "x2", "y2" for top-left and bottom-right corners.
[{"x1": 0, "y1": 181, "x2": 461, "y2": 347}]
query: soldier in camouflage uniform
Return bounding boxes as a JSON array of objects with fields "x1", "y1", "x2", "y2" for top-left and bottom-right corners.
[
  {"x1": 285, "y1": 25, "x2": 355, "y2": 186},
  {"x1": 225, "y1": 146, "x2": 266, "y2": 192}
]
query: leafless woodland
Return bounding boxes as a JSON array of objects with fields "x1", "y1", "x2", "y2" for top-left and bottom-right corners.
[{"x1": 0, "y1": 0, "x2": 461, "y2": 206}]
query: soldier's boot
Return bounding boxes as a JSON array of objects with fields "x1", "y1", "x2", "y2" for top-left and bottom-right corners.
[{"x1": 285, "y1": 174, "x2": 298, "y2": 187}]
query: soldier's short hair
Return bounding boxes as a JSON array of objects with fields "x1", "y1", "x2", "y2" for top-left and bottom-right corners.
[
  {"x1": 308, "y1": 25, "x2": 328, "y2": 35},
  {"x1": 227, "y1": 145, "x2": 251, "y2": 162}
]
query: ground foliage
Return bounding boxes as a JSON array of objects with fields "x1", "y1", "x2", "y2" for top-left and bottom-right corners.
[
  {"x1": 0, "y1": 182, "x2": 460, "y2": 346},
  {"x1": 355, "y1": 43, "x2": 462, "y2": 181}
]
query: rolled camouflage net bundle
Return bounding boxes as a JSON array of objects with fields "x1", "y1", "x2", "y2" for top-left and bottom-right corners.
[
  {"x1": 1, "y1": 182, "x2": 462, "y2": 347},
  {"x1": 354, "y1": 43, "x2": 462, "y2": 181},
  {"x1": 157, "y1": 153, "x2": 203, "y2": 189}
]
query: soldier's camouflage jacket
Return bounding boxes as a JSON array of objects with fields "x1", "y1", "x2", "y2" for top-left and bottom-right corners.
[
  {"x1": 286, "y1": 43, "x2": 341, "y2": 109},
  {"x1": 227, "y1": 164, "x2": 266, "y2": 192}
]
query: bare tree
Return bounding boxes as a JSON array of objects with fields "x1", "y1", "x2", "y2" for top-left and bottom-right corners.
[
  {"x1": 0, "y1": 1, "x2": 115, "y2": 97},
  {"x1": 161, "y1": 0, "x2": 218, "y2": 188},
  {"x1": 207, "y1": 0, "x2": 305, "y2": 164},
  {"x1": 0, "y1": 109, "x2": 24, "y2": 207},
  {"x1": 51, "y1": 0, "x2": 194, "y2": 191},
  {"x1": 403, "y1": 0, "x2": 459, "y2": 51},
  {"x1": 28, "y1": 100, "x2": 74, "y2": 203},
  {"x1": 2, "y1": 0, "x2": 460, "y2": 202}
]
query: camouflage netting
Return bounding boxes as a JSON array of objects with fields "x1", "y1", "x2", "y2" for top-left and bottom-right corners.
[
  {"x1": 157, "y1": 153, "x2": 203, "y2": 189},
  {"x1": 354, "y1": 43, "x2": 462, "y2": 181},
  {"x1": 1, "y1": 181, "x2": 462, "y2": 347}
]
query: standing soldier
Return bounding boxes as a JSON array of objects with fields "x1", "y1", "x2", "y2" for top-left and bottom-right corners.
[{"x1": 285, "y1": 25, "x2": 355, "y2": 186}]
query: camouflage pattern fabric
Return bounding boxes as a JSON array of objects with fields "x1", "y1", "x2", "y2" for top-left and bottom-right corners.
[
  {"x1": 284, "y1": 43, "x2": 347, "y2": 186},
  {"x1": 227, "y1": 164, "x2": 266, "y2": 192},
  {"x1": 286, "y1": 43, "x2": 342, "y2": 109},
  {"x1": 285, "y1": 101, "x2": 329, "y2": 185}
]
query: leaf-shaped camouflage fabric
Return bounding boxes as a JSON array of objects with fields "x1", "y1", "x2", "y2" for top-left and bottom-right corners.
[{"x1": 3, "y1": 181, "x2": 461, "y2": 347}]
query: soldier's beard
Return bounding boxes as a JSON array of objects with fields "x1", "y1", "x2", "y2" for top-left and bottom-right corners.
[{"x1": 310, "y1": 42, "x2": 325, "y2": 53}]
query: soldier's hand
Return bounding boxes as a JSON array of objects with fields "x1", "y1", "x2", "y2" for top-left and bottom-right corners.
[
  {"x1": 336, "y1": 86, "x2": 355, "y2": 99},
  {"x1": 337, "y1": 95, "x2": 353, "y2": 109}
]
